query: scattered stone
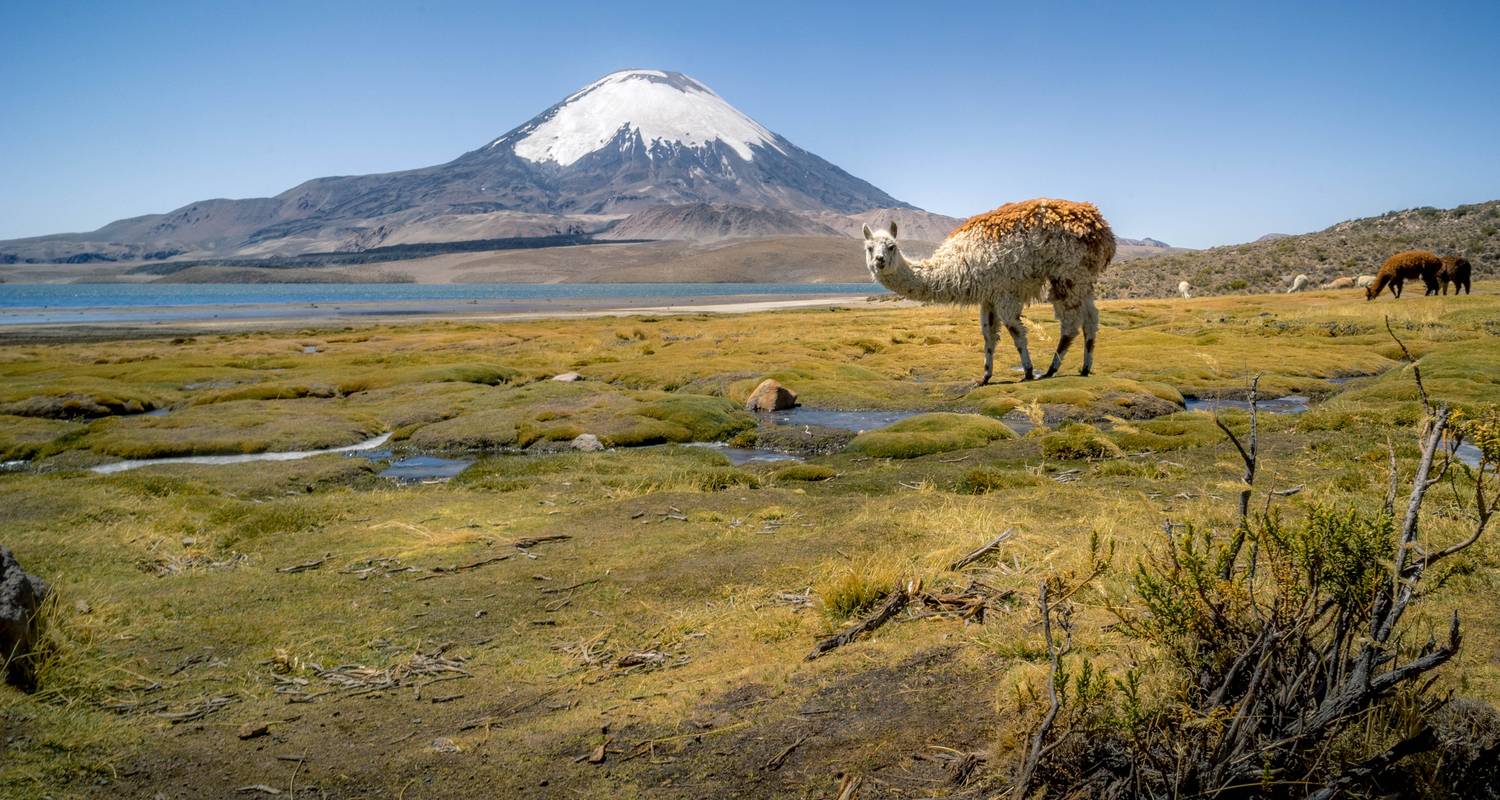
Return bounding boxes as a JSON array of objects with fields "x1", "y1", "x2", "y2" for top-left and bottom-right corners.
[
  {"x1": 552, "y1": 372, "x2": 584, "y2": 382},
  {"x1": 181, "y1": 537, "x2": 197, "y2": 548},
  {"x1": 745, "y1": 379, "x2": 798, "y2": 412},
  {"x1": 0, "y1": 546, "x2": 50, "y2": 691},
  {"x1": 570, "y1": 433, "x2": 605, "y2": 452},
  {"x1": 237, "y1": 721, "x2": 270, "y2": 740},
  {"x1": 74, "y1": 599, "x2": 92, "y2": 615}
]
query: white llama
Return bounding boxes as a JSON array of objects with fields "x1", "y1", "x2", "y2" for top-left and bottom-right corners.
[
  {"x1": 1356, "y1": 274, "x2": 1377, "y2": 288},
  {"x1": 862, "y1": 198, "x2": 1115, "y2": 383},
  {"x1": 1178, "y1": 280, "x2": 1192, "y2": 299},
  {"x1": 1288, "y1": 274, "x2": 1310, "y2": 293}
]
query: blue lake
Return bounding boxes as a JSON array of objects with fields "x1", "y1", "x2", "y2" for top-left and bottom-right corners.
[{"x1": 0, "y1": 282, "x2": 886, "y2": 325}]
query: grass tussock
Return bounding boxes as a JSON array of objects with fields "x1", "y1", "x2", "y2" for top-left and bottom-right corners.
[{"x1": 847, "y1": 412, "x2": 1015, "y2": 459}]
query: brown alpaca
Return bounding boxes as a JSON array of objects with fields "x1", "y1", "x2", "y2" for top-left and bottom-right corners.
[
  {"x1": 1438, "y1": 256, "x2": 1472, "y2": 295},
  {"x1": 1366, "y1": 250, "x2": 1441, "y2": 301}
]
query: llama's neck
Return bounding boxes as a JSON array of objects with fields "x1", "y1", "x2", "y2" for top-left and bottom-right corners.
[{"x1": 877, "y1": 249, "x2": 950, "y2": 303}]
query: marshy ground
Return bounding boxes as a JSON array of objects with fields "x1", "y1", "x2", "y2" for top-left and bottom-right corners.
[{"x1": 2, "y1": 288, "x2": 1498, "y2": 798}]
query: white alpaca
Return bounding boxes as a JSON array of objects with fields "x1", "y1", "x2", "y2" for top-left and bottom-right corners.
[
  {"x1": 1287, "y1": 274, "x2": 1309, "y2": 293},
  {"x1": 1178, "y1": 280, "x2": 1192, "y2": 299},
  {"x1": 1356, "y1": 274, "x2": 1377, "y2": 288},
  {"x1": 862, "y1": 198, "x2": 1115, "y2": 383}
]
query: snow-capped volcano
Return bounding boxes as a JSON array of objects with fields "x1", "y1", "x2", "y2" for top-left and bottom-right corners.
[
  {"x1": 2, "y1": 69, "x2": 920, "y2": 261},
  {"x1": 500, "y1": 70, "x2": 785, "y2": 166}
]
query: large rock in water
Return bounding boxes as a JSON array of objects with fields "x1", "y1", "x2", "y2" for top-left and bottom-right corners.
[
  {"x1": 745, "y1": 379, "x2": 798, "y2": 412},
  {"x1": 1, "y1": 546, "x2": 50, "y2": 691},
  {"x1": 570, "y1": 433, "x2": 605, "y2": 452}
]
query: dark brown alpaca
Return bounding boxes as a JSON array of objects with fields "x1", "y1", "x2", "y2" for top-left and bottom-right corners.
[
  {"x1": 1438, "y1": 255, "x2": 1472, "y2": 295},
  {"x1": 1366, "y1": 250, "x2": 1441, "y2": 301}
]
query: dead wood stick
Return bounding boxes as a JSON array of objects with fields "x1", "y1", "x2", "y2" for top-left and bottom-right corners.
[
  {"x1": 417, "y1": 554, "x2": 513, "y2": 580},
  {"x1": 511, "y1": 534, "x2": 572, "y2": 549},
  {"x1": 805, "y1": 581, "x2": 915, "y2": 661},
  {"x1": 276, "y1": 554, "x2": 330, "y2": 574},
  {"x1": 763, "y1": 732, "x2": 815, "y2": 770},
  {"x1": 949, "y1": 529, "x2": 1014, "y2": 571}
]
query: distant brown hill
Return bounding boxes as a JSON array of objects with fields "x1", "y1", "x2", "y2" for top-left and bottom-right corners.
[{"x1": 1102, "y1": 200, "x2": 1499, "y2": 298}]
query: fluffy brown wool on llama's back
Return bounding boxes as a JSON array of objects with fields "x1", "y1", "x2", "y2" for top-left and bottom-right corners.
[{"x1": 948, "y1": 199, "x2": 1116, "y2": 260}]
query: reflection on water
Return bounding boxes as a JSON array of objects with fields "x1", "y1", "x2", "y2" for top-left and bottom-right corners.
[
  {"x1": 379, "y1": 455, "x2": 473, "y2": 482},
  {"x1": 1185, "y1": 395, "x2": 1310, "y2": 414},
  {"x1": 90, "y1": 433, "x2": 393, "y2": 474},
  {"x1": 686, "y1": 442, "x2": 803, "y2": 465},
  {"x1": 764, "y1": 407, "x2": 920, "y2": 432}
]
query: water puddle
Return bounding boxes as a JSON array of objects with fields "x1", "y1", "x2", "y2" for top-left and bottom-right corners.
[
  {"x1": 1002, "y1": 416, "x2": 1040, "y2": 436},
  {"x1": 686, "y1": 442, "x2": 803, "y2": 465},
  {"x1": 379, "y1": 455, "x2": 473, "y2": 482},
  {"x1": 91, "y1": 433, "x2": 393, "y2": 474},
  {"x1": 1452, "y1": 442, "x2": 1484, "y2": 469},
  {"x1": 1185, "y1": 395, "x2": 1310, "y2": 414},
  {"x1": 764, "y1": 407, "x2": 920, "y2": 432}
]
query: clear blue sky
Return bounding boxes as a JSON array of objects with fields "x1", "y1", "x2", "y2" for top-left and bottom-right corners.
[{"x1": 2, "y1": 1, "x2": 1497, "y2": 247}]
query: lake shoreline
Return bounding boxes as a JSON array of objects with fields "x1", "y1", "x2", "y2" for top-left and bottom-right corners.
[{"x1": 0, "y1": 291, "x2": 910, "y2": 343}]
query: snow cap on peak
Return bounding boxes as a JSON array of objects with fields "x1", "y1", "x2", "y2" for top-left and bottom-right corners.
[{"x1": 506, "y1": 69, "x2": 785, "y2": 166}]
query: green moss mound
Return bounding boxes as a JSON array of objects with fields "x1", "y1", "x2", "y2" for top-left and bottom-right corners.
[
  {"x1": 847, "y1": 413, "x2": 1015, "y2": 459},
  {"x1": 955, "y1": 466, "x2": 1043, "y2": 494},
  {"x1": 1040, "y1": 422, "x2": 1125, "y2": 460}
]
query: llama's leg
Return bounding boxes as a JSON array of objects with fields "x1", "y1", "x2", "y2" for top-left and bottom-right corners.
[
  {"x1": 1080, "y1": 297, "x2": 1101, "y2": 377},
  {"x1": 978, "y1": 304, "x2": 997, "y2": 385},
  {"x1": 996, "y1": 298, "x2": 1034, "y2": 381},
  {"x1": 1043, "y1": 297, "x2": 1083, "y2": 379}
]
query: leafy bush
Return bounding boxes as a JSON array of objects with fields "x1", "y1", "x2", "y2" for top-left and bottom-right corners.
[{"x1": 1015, "y1": 400, "x2": 1500, "y2": 798}]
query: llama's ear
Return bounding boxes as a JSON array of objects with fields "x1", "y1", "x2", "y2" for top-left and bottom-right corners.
[
  {"x1": 861, "y1": 224, "x2": 873, "y2": 240},
  {"x1": 887, "y1": 222, "x2": 898, "y2": 238}
]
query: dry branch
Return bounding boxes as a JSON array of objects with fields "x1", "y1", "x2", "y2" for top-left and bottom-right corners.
[
  {"x1": 805, "y1": 580, "x2": 916, "y2": 661},
  {"x1": 948, "y1": 529, "x2": 1014, "y2": 571}
]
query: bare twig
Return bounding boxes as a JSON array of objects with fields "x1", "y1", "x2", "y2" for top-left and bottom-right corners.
[
  {"x1": 1214, "y1": 375, "x2": 1260, "y2": 576},
  {"x1": 1015, "y1": 580, "x2": 1062, "y2": 797},
  {"x1": 1385, "y1": 316, "x2": 1430, "y2": 414},
  {"x1": 805, "y1": 581, "x2": 916, "y2": 661},
  {"x1": 948, "y1": 529, "x2": 1014, "y2": 571}
]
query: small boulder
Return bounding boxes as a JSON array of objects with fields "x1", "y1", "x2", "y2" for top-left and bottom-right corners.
[
  {"x1": 745, "y1": 379, "x2": 798, "y2": 412},
  {"x1": 237, "y1": 721, "x2": 270, "y2": 740},
  {"x1": 552, "y1": 372, "x2": 584, "y2": 382},
  {"x1": 1, "y1": 546, "x2": 50, "y2": 691},
  {"x1": 570, "y1": 434, "x2": 605, "y2": 452}
]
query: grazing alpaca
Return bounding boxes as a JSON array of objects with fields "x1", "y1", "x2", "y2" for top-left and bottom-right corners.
[
  {"x1": 1287, "y1": 274, "x2": 1309, "y2": 293},
  {"x1": 1320, "y1": 276, "x2": 1356, "y2": 290},
  {"x1": 862, "y1": 198, "x2": 1114, "y2": 383},
  {"x1": 1356, "y1": 274, "x2": 1377, "y2": 288},
  {"x1": 1178, "y1": 280, "x2": 1192, "y2": 299},
  {"x1": 1438, "y1": 255, "x2": 1472, "y2": 295},
  {"x1": 1366, "y1": 250, "x2": 1441, "y2": 301}
]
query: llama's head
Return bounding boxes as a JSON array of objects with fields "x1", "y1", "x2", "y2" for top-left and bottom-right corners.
[
  {"x1": 1365, "y1": 283, "x2": 1378, "y2": 301},
  {"x1": 861, "y1": 222, "x2": 899, "y2": 278}
]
